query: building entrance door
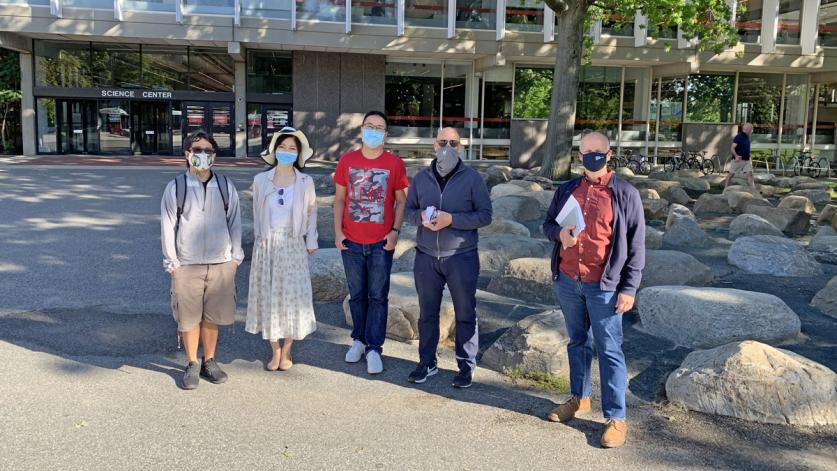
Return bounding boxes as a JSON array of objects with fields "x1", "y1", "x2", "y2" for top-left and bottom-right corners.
[
  {"x1": 182, "y1": 101, "x2": 235, "y2": 157},
  {"x1": 131, "y1": 101, "x2": 172, "y2": 155},
  {"x1": 57, "y1": 99, "x2": 98, "y2": 154}
]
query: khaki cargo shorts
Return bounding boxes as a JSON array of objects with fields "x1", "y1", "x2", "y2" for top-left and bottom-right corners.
[
  {"x1": 170, "y1": 262, "x2": 237, "y2": 332},
  {"x1": 726, "y1": 158, "x2": 753, "y2": 175}
]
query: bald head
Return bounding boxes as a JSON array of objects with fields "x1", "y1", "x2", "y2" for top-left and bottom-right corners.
[
  {"x1": 742, "y1": 123, "x2": 753, "y2": 134},
  {"x1": 434, "y1": 127, "x2": 462, "y2": 152},
  {"x1": 579, "y1": 131, "x2": 610, "y2": 154}
]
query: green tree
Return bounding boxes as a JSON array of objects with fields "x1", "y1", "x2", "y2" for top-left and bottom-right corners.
[
  {"x1": 0, "y1": 48, "x2": 22, "y2": 154},
  {"x1": 540, "y1": 0, "x2": 738, "y2": 179}
]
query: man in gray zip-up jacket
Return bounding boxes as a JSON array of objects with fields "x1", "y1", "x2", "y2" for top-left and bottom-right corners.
[
  {"x1": 404, "y1": 127, "x2": 492, "y2": 388},
  {"x1": 160, "y1": 131, "x2": 244, "y2": 390}
]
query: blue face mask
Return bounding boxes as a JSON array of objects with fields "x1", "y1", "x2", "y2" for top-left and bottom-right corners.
[
  {"x1": 362, "y1": 128, "x2": 385, "y2": 148},
  {"x1": 275, "y1": 151, "x2": 297, "y2": 167},
  {"x1": 582, "y1": 151, "x2": 609, "y2": 172}
]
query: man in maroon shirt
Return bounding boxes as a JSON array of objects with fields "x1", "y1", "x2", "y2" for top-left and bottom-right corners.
[{"x1": 542, "y1": 131, "x2": 646, "y2": 448}]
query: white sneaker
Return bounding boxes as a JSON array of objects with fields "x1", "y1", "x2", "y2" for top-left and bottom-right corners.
[
  {"x1": 366, "y1": 350, "x2": 383, "y2": 375},
  {"x1": 345, "y1": 340, "x2": 365, "y2": 363}
]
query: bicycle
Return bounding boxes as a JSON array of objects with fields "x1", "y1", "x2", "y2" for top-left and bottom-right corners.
[
  {"x1": 684, "y1": 149, "x2": 716, "y2": 175},
  {"x1": 664, "y1": 150, "x2": 692, "y2": 173},
  {"x1": 790, "y1": 149, "x2": 822, "y2": 178}
]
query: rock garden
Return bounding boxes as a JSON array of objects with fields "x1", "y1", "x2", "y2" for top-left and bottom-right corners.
[{"x1": 242, "y1": 163, "x2": 837, "y2": 432}]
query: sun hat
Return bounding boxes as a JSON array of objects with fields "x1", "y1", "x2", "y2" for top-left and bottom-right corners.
[{"x1": 261, "y1": 126, "x2": 314, "y2": 167}]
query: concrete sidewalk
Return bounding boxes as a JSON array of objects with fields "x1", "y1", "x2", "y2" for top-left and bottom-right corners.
[{"x1": 0, "y1": 166, "x2": 834, "y2": 470}]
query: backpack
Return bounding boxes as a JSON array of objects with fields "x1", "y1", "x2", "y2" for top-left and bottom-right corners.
[{"x1": 174, "y1": 172, "x2": 231, "y2": 233}]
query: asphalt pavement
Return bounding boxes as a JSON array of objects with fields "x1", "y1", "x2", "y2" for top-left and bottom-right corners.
[{"x1": 0, "y1": 165, "x2": 835, "y2": 470}]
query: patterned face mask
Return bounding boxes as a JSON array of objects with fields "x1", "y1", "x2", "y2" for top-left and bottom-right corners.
[{"x1": 189, "y1": 151, "x2": 214, "y2": 171}]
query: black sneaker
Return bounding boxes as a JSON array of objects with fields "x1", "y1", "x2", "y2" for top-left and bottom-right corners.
[
  {"x1": 200, "y1": 357, "x2": 228, "y2": 384},
  {"x1": 452, "y1": 370, "x2": 473, "y2": 389},
  {"x1": 407, "y1": 363, "x2": 438, "y2": 384},
  {"x1": 182, "y1": 361, "x2": 200, "y2": 390}
]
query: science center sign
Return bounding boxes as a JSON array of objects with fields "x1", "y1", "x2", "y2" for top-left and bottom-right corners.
[
  {"x1": 33, "y1": 86, "x2": 235, "y2": 102},
  {"x1": 101, "y1": 89, "x2": 174, "y2": 99}
]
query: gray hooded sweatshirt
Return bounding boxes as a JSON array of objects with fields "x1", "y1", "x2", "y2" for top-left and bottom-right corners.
[{"x1": 160, "y1": 172, "x2": 244, "y2": 272}]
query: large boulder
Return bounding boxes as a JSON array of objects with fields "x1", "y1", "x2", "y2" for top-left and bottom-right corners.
[
  {"x1": 520, "y1": 191, "x2": 555, "y2": 213},
  {"x1": 511, "y1": 168, "x2": 530, "y2": 180},
  {"x1": 753, "y1": 173, "x2": 779, "y2": 186},
  {"x1": 818, "y1": 204, "x2": 837, "y2": 226},
  {"x1": 728, "y1": 235, "x2": 822, "y2": 277},
  {"x1": 662, "y1": 215, "x2": 712, "y2": 249},
  {"x1": 479, "y1": 219, "x2": 531, "y2": 237},
  {"x1": 745, "y1": 205, "x2": 811, "y2": 235},
  {"x1": 661, "y1": 186, "x2": 692, "y2": 205},
  {"x1": 665, "y1": 341, "x2": 837, "y2": 426},
  {"x1": 490, "y1": 183, "x2": 526, "y2": 200},
  {"x1": 343, "y1": 272, "x2": 455, "y2": 343},
  {"x1": 492, "y1": 195, "x2": 543, "y2": 224},
  {"x1": 478, "y1": 235, "x2": 549, "y2": 274},
  {"x1": 481, "y1": 310, "x2": 570, "y2": 376},
  {"x1": 486, "y1": 258, "x2": 554, "y2": 304},
  {"x1": 703, "y1": 174, "x2": 727, "y2": 188},
  {"x1": 391, "y1": 238, "x2": 417, "y2": 272},
  {"x1": 642, "y1": 198, "x2": 669, "y2": 221},
  {"x1": 637, "y1": 286, "x2": 801, "y2": 348},
  {"x1": 728, "y1": 214, "x2": 784, "y2": 240},
  {"x1": 317, "y1": 206, "x2": 335, "y2": 244},
  {"x1": 673, "y1": 176, "x2": 711, "y2": 195},
  {"x1": 694, "y1": 193, "x2": 733, "y2": 215},
  {"x1": 793, "y1": 181, "x2": 830, "y2": 191},
  {"x1": 790, "y1": 189, "x2": 832, "y2": 206},
  {"x1": 808, "y1": 225, "x2": 837, "y2": 265},
  {"x1": 523, "y1": 175, "x2": 555, "y2": 190},
  {"x1": 641, "y1": 251, "x2": 713, "y2": 288},
  {"x1": 507, "y1": 179, "x2": 544, "y2": 192},
  {"x1": 634, "y1": 180, "x2": 682, "y2": 195},
  {"x1": 309, "y1": 249, "x2": 349, "y2": 302},
  {"x1": 615, "y1": 167, "x2": 635, "y2": 178},
  {"x1": 777, "y1": 195, "x2": 816, "y2": 215},
  {"x1": 484, "y1": 166, "x2": 512, "y2": 188},
  {"x1": 639, "y1": 188, "x2": 661, "y2": 200},
  {"x1": 646, "y1": 226, "x2": 664, "y2": 249},
  {"x1": 812, "y1": 276, "x2": 837, "y2": 319},
  {"x1": 665, "y1": 204, "x2": 696, "y2": 230}
]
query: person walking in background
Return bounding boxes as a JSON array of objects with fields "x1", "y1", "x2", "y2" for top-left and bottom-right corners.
[
  {"x1": 246, "y1": 127, "x2": 318, "y2": 372},
  {"x1": 161, "y1": 130, "x2": 243, "y2": 390},
  {"x1": 542, "y1": 131, "x2": 645, "y2": 448},
  {"x1": 333, "y1": 111, "x2": 409, "y2": 375},
  {"x1": 404, "y1": 127, "x2": 492, "y2": 389},
  {"x1": 724, "y1": 123, "x2": 755, "y2": 189}
]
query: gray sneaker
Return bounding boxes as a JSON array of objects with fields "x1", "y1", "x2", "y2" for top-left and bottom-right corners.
[
  {"x1": 182, "y1": 361, "x2": 200, "y2": 390},
  {"x1": 200, "y1": 357, "x2": 228, "y2": 384}
]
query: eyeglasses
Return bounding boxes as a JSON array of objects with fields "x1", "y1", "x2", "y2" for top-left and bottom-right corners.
[
  {"x1": 190, "y1": 147, "x2": 216, "y2": 155},
  {"x1": 437, "y1": 140, "x2": 459, "y2": 147},
  {"x1": 362, "y1": 124, "x2": 387, "y2": 132},
  {"x1": 277, "y1": 188, "x2": 285, "y2": 206}
]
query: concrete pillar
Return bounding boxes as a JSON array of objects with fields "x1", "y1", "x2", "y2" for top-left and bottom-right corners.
[
  {"x1": 634, "y1": 11, "x2": 647, "y2": 47},
  {"x1": 234, "y1": 60, "x2": 246, "y2": 158},
  {"x1": 20, "y1": 51, "x2": 36, "y2": 156},
  {"x1": 761, "y1": 0, "x2": 779, "y2": 53},
  {"x1": 800, "y1": 0, "x2": 821, "y2": 54}
]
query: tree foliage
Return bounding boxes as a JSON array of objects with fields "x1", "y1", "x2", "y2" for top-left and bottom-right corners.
[
  {"x1": 540, "y1": 0, "x2": 739, "y2": 179},
  {"x1": 0, "y1": 48, "x2": 21, "y2": 154}
]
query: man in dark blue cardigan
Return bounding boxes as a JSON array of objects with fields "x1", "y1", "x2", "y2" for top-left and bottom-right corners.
[
  {"x1": 542, "y1": 131, "x2": 645, "y2": 448},
  {"x1": 404, "y1": 127, "x2": 493, "y2": 389}
]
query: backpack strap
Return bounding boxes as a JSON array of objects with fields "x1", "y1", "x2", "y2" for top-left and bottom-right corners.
[
  {"x1": 175, "y1": 174, "x2": 187, "y2": 232},
  {"x1": 215, "y1": 172, "x2": 230, "y2": 214}
]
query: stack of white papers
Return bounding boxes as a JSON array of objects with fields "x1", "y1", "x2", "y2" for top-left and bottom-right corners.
[{"x1": 555, "y1": 196, "x2": 585, "y2": 237}]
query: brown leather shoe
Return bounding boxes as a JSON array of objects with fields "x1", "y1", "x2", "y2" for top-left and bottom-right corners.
[
  {"x1": 547, "y1": 396, "x2": 591, "y2": 422},
  {"x1": 601, "y1": 419, "x2": 627, "y2": 448}
]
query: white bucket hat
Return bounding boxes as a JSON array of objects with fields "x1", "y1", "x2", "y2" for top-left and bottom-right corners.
[{"x1": 261, "y1": 126, "x2": 314, "y2": 167}]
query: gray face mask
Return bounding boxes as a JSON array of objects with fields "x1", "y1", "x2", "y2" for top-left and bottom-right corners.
[{"x1": 435, "y1": 145, "x2": 460, "y2": 177}]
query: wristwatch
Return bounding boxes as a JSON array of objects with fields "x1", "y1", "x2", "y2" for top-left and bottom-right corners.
[{"x1": 391, "y1": 227, "x2": 400, "y2": 234}]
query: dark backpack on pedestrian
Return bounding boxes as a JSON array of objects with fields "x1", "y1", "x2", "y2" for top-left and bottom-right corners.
[{"x1": 173, "y1": 172, "x2": 232, "y2": 233}]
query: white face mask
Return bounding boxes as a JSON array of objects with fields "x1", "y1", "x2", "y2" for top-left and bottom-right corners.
[{"x1": 189, "y1": 151, "x2": 214, "y2": 171}]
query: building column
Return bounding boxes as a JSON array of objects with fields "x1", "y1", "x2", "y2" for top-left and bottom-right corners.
[
  {"x1": 761, "y1": 0, "x2": 779, "y2": 53},
  {"x1": 20, "y1": 51, "x2": 36, "y2": 156},
  {"x1": 234, "y1": 58, "x2": 246, "y2": 159},
  {"x1": 634, "y1": 10, "x2": 647, "y2": 47},
  {"x1": 800, "y1": 0, "x2": 821, "y2": 54}
]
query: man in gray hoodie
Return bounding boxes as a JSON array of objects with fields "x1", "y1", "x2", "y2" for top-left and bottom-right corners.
[
  {"x1": 161, "y1": 130, "x2": 244, "y2": 390},
  {"x1": 404, "y1": 127, "x2": 492, "y2": 388}
]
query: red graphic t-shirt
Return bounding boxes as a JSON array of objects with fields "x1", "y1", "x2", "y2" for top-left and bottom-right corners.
[{"x1": 333, "y1": 149, "x2": 410, "y2": 244}]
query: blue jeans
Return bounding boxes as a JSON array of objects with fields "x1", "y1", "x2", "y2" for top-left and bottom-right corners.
[
  {"x1": 414, "y1": 250, "x2": 480, "y2": 373},
  {"x1": 554, "y1": 273, "x2": 627, "y2": 420},
  {"x1": 341, "y1": 239, "x2": 394, "y2": 353}
]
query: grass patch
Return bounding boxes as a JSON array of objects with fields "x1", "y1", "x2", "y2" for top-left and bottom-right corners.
[{"x1": 505, "y1": 367, "x2": 570, "y2": 394}]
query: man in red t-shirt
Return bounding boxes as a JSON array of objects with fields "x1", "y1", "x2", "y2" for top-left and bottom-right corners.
[{"x1": 333, "y1": 111, "x2": 409, "y2": 375}]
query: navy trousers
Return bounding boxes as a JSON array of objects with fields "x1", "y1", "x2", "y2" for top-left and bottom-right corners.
[{"x1": 414, "y1": 249, "x2": 480, "y2": 373}]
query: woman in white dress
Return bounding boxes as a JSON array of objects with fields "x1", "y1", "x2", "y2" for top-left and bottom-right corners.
[{"x1": 246, "y1": 127, "x2": 318, "y2": 371}]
